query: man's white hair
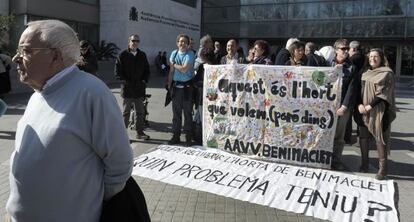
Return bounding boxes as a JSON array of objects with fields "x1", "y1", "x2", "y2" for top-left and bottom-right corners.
[
  {"x1": 199, "y1": 34, "x2": 212, "y2": 48},
  {"x1": 27, "y1": 20, "x2": 80, "y2": 66},
  {"x1": 285, "y1": 38, "x2": 300, "y2": 49}
]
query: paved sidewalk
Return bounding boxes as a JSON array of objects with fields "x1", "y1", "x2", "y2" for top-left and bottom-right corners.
[{"x1": 0, "y1": 75, "x2": 413, "y2": 221}]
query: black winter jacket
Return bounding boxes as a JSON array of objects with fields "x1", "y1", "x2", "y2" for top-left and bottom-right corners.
[
  {"x1": 274, "y1": 48, "x2": 291, "y2": 65},
  {"x1": 115, "y1": 49, "x2": 150, "y2": 98}
]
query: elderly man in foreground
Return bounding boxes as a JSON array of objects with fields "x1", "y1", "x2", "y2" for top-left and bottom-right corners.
[{"x1": 6, "y1": 20, "x2": 133, "y2": 221}]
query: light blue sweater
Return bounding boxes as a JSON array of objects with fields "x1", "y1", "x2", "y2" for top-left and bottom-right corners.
[{"x1": 6, "y1": 68, "x2": 133, "y2": 222}]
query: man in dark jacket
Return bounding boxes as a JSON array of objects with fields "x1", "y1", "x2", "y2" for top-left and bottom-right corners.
[
  {"x1": 328, "y1": 39, "x2": 357, "y2": 170},
  {"x1": 275, "y1": 38, "x2": 299, "y2": 65},
  {"x1": 305, "y1": 42, "x2": 326, "y2": 66},
  {"x1": 115, "y1": 34, "x2": 150, "y2": 140},
  {"x1": 344, "y1": 40, "x2": 366, "y2": 143}
]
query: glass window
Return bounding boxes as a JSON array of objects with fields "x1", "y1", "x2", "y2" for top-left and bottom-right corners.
[
  {"x1": 239, "y1": 21, "x2": 287, "y2": 38},
  {"x1": 288, "y1": 2, "x2": 320, "y2": 19},
  {"x1": 77, "y1": 0, "x2": 98, "y2": 5},
  {"x1": 288, "y1": 21, "x2": 340, "y2": 37},
  {"x1": 203, "y1": 7, "x2": 240, "y2": 22},
  {"x1": 202, "y1": 23, "x2": 240, "y2": 38},
  {"x1": 401, "y1": 45, "x2": 414, "y2": 76},
  {"x1": 407, "y1": 0, "x2": 414, "y2": 16},
  {"x1": 342, "y1": 18, "x2": 405, "y2": 38},
  {"x1": 171, "y1": 0, "x2": 197, "y2": 8},
  {"x1": 240, "y1": 4, "x2": 288, "y2": 21},
  {"x1": 240, "y1": 0, "x2": 288, "y2": 4},
  {"x1": 203, "y1": 0, "x2": 239, "y2": 7},
  {"x1": 318, "y1": 2, "x2": 344, "y2": 18},
  {"x1": 408, "y1": 18, "x2": 414, "y2": 37}
]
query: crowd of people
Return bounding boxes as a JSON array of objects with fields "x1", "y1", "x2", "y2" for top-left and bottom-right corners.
[
  {"x1": 159, "y1": 34, "x2": 396, "y2": 181},
  {"x1": 0, "y1": 18, "x2": 397, "y2": 221}
]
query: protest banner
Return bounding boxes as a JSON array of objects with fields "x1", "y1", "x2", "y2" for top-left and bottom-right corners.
[
  {"x1": 203, "y1": 64, "x2": 342, "y2": 168},
  {"x1": 132, "y1": 145, "x2": 398, "y2": 222}
]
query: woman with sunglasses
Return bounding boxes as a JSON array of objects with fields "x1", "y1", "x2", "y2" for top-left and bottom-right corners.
[
  {"x1": 357, "y1": 48, "x2": 396, "y2": 180},
  {"x1": 251, "y1": 40, "x2": 273, "y2": 65}
]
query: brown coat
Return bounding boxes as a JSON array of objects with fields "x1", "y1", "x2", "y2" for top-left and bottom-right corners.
[{"x1": 361, "y1": 67, "x2": 396, "y2": 150}]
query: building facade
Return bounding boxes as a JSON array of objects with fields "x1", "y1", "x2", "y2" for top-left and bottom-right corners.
[
  {"x1": 3, "y1": 0, "x2": 201, "y2": 67},
  {"x1": 100, "y1": 0, "x2": 201, "y2": 64},
  {"x1": 202, "y1": 0, "x2": 414, "y2": 76},
  {"x1": 7, "y1": 0, "x2": 99, "y2": 49}
]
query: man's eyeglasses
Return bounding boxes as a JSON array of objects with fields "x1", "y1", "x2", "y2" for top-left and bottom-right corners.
[
  {"x1": 131, "y1": 40, "x2": 140, "y2": 43},
  {"x1": 15, "y1": 47, "x2": 55, "y2": 58},
  {"x1": 337, "y1": 47, "x2": 350, "y2": 51}
]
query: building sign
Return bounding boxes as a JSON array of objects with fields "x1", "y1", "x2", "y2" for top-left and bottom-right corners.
[
  {"x1": 129, "y1": 7, "x2": 200, "y2": 31},
  {"x1": 203, "y1": 64, "x2": 342, "y2": 168},
  {"x1": 100, "y1": 0, "x2": 201, "y2": 66}
]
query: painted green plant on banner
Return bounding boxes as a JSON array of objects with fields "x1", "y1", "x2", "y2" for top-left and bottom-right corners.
[{"x1": 312, "y1": 70, "x2": 327, "y2": 86}]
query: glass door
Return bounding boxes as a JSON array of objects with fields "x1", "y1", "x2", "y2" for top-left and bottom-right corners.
[
  {"x1": 383, "y1": 45, "x2": 397, "y2": 73},
  {"x1": 401, "y1": 45, "x2": 414, "y2": 76}
]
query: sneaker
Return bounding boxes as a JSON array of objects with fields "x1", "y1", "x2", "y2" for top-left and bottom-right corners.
[
  {"x1": 168, "y1": 136, "x2": 180, "y2": 145},
  {"x1": 136, "y1": 132, "x2": 150, "y2": 140}
]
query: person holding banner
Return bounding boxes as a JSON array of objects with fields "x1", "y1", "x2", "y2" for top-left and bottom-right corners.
[
  {"x1": 329, "y1": 39, "x2": 357, "y2": 171},
  {"x1": 193, "y1": 47, "x2": 215, "y2": 144},
  {"x1": 357, "y1": 48, "x2": 396, "y2": 180},
  {"x1": 252, "y1": 40, "x2": 273, "y2": 65},
  {"x1": 167, "y1": 34, "x2": 195, "y2": 146},
  {"x1": 220, "y1": 39, "x2": 246, "y2": 65},
  {"x1": 285, "y1": 41, "x2": 307, "y2": 66}
]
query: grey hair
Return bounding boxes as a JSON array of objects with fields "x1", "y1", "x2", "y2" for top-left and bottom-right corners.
[
  {"x1": 200, "y1": 34, "x2": 212, "y2": 48},
  {"x1": 286, "y1": 38, "x2": 300, "y2": 49},
  {"x1": 27, "y1": 20, "x2": 80, "y2": 66},
  {"x1": 349, "y1": 40, "x2": 360, "y2": 49}
]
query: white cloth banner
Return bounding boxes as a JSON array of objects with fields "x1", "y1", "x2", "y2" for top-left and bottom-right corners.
[
  {"x1": 133, "y1": 145, "x2": 398, "y2": 222},
  {"x1": 202, "y1": 64, "x2": 342, "y2": 168}
]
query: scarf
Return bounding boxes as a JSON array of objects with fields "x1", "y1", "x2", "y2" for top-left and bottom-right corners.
[{"x1": 361, "y1": 67, "x2": 396, "y2": 150}]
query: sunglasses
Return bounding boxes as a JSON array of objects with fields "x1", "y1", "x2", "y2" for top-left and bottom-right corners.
[
  {"x1": 337, "y1": 47, "x2": 349, "y2": 51},
  {"x1": 131, "y1": 40, "x2": 140, "y2": 43}
]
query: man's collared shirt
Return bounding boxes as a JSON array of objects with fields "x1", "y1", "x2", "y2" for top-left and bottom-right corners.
[
  {"x1": 221, "y1": 53, "x2": 239, "y2": 65},
  {"x1": 42, "y1": 65, "x2": 76, "y2": 91}
]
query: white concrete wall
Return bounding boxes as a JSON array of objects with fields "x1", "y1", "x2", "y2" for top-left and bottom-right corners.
[
  {"x1": 100, "y1": 0, "x2": 201, "y2": 68},
  {"x1": 0, "y1": 0, "x2": 9, "y2": 15}
]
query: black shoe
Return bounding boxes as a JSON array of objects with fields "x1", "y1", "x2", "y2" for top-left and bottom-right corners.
[
  {"x1": 331, "y1": 162, "x2": 345, "y2": 171},
  {"x1": 168, "y1": 136, "x2": 180, "y2": 145},
  {"x1": 136, "y1": 132, "x2": 150, "y2": 140},
  {"x1": 185, "y1": 135, "x2": 192, "y2": 147},
  {"x1": 359, "y1": 165, "x2": 369, "y2": 173}
]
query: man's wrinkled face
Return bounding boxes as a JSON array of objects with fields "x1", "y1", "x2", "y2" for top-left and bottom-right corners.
[
  {"x1": 226, "y1": 40, "x2": 237, "y2": 56},
  {"x1": 12, "y1": 28, "x2": 56, "y2": 90},
  {"x1": 335, "y1": 44, "x2": 349, "y2": 62}
]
